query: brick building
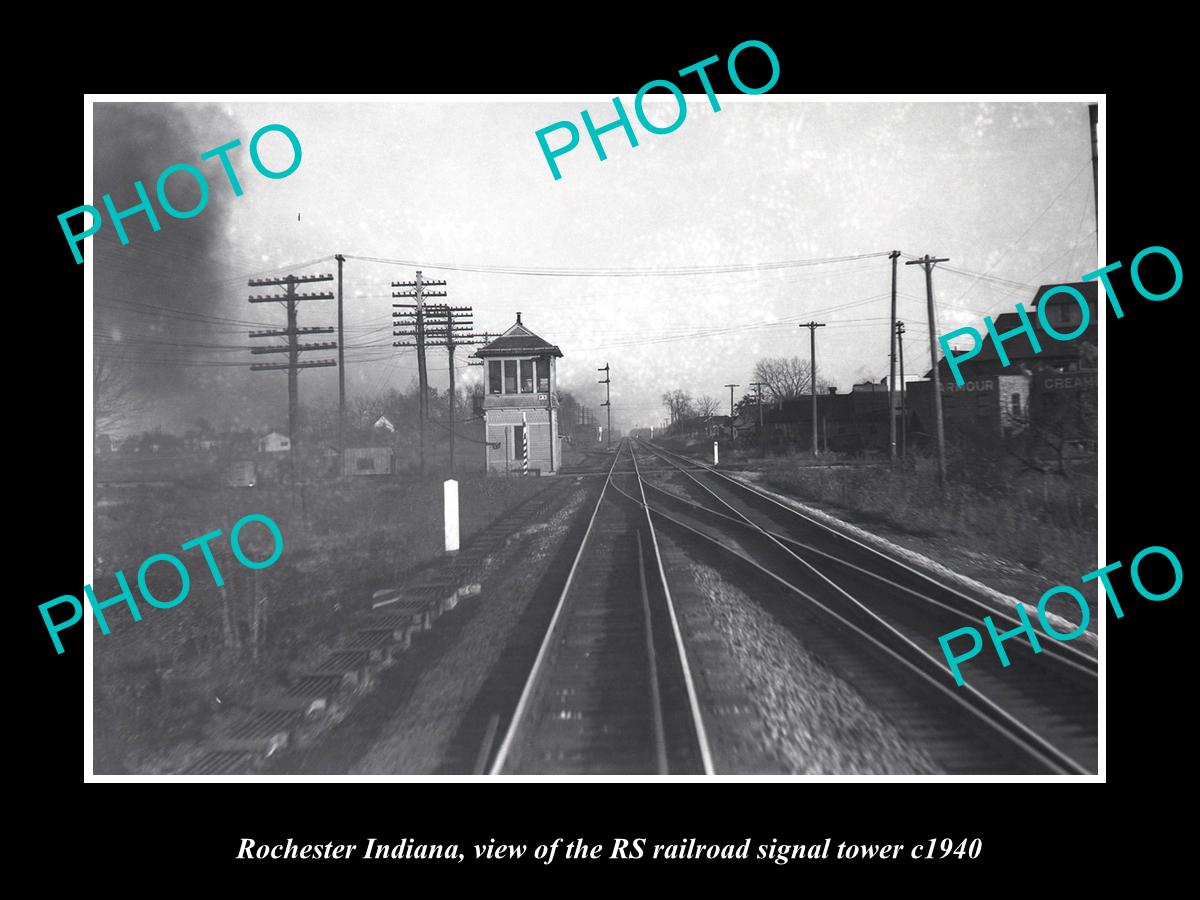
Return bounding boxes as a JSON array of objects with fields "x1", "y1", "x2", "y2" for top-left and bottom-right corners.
[{"x1": 908, "y1": 281, "x2": 1099, "y2": 446}]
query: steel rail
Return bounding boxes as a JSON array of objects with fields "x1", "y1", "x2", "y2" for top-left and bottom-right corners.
[
  {"x1": 634, "y1": 471, "x2": 1096, "y2": 677},
  {"x1": 638, "y1": 441, "x2": 1098, "y2": 671},
  {"x1": 487, "y1": 442, "x2": 627, "y2": 775},
  {"x1": 627, "y1": 441, "x2": 717, "y2": 774},
  {"x1": 622, "y1": 443, "x2": 1090, "y2": 775}
]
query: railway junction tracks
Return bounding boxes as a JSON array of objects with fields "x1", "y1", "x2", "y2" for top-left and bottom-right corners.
[{"x1": 485, "y1": 438, "x2": 1097, "y2": 775}]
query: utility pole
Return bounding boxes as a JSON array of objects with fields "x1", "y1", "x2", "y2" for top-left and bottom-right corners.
[
  {"x1": 392, "y1": 271, "x2": 447, "y2": 475},
  {"x1": 750, "y1": 381, "x2": 766, "y2": 456},
  {"x1": 448, "y1": 331, "x2": 457, "y2": 472},
  {"x1": 905, "y1": 255, "x2": 950, "y2": 486},
  {"x1": 724, "y1": 383, "x2": 740, "y2": 443},
  {"x1": 335, "y1": 253, "x2": 346, "y2": 454},
  {"x1": 598, "y1": 363, "x2": 611, "y2": 450},
  {"x1": 394, "y1": 301, "x2": 476, "y2": 475},
  {"x1": 464, "y1": 329, "x2": 497, "y2": 470},
  {"x1": 248, "y1": 273, "x2": 337, "y2": 491},
  {"x1": 896, "y1": 320, "x2": 908, "y2": 459},
  {"x1": 888, "y1": 250, "x2": 900, "y2": 463},
  {"x1": 1089, "y1": 103, "x2": 1098, "y2": 232},
  {"x1": 799, "y1": 321, "x2": 826, "y2": 457}
]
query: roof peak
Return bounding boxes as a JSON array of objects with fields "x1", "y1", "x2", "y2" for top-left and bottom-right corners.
[
  {"x1": 502, "y1": 320, "x2": 534, "y2": 338},
  {"x1": 474, "y1": 313, "x2": 564, "y2": 358}
]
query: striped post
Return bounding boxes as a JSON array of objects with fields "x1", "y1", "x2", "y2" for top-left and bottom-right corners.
[{"x1": 521, "y1": 412, "x2": 529, "y2": 474}]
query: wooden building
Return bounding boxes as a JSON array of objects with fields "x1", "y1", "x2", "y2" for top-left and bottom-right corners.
[
  {"x1": 257, "y1": 431, "x2": 290, "y2": 454},
  {"x1": 474, "y1": 313, "x2": 563, "y2": 475},
  {"x1": 342, "y1": 446, "x2": 394, "y2": 477}
]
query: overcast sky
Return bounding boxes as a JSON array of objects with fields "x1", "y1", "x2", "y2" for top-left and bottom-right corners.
[{"x1": 92, "y1": 99, "x2": 1097, "y2": 434}]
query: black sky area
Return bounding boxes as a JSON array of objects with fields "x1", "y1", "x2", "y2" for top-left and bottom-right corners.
[{"x1": 93, "y1": 103, "x2": 287, "y2": 434}]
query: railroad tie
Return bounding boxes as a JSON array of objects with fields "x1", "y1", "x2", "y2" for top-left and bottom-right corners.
[
  {"x1": 344, "y1": 628, "x2": 405, "y2": 664},
  {"x1": 180, "y1": 750, "x2": 256, "y2": 776},
  {"x1": 212, "y1": 709, "x2": 302, "y2": 755},
  {"x1": 311, "y1": 650, "x2": 376, "y2": 689}
]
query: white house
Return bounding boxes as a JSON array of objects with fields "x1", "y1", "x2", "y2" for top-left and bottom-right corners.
[{"x1": 258, "y1": 432, "x2": 290, "y2": 453}]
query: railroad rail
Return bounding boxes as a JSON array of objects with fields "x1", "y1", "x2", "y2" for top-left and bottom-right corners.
[
  {"x1": 620, "y1": 439, "x2": 1097, "y2": 775},
  {"x1": 487, "y1": 440, "x2": 714, "y2": 775}
]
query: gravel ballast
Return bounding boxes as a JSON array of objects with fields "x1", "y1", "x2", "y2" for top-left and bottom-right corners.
[{"x1": 683, "y1": 560, "x2": 942, "y2": 775}]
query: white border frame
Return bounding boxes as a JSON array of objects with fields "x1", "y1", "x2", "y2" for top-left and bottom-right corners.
[{"x1": 83, "y1": 92, "x2": 1105, "y2": 783}]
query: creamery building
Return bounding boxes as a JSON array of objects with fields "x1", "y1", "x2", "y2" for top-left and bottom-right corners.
[{"x1": 474, "y1": 313, "x2": 563, "y2": 475}]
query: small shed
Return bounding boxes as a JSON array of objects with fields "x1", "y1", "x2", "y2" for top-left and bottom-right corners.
[
  {"x1": 343, "y1": 446, "x2": 394, "y2": 476},
  {"x1": 258, "y1": 431, "x2": 290, "y2": 454}
]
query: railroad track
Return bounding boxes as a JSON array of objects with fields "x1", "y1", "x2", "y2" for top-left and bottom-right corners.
[
  {"x1": 560, "y1": 447, "x2": 708, "y2": 477},
  {"x1": 487, "y1": 440, "x2": 714, "y2": 774},
  {"x1": 624, "y1": 439, "x2": 1098, "y2": 775}
]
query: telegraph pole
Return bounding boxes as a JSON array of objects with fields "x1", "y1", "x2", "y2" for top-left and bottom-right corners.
[
  {"x1": 446, "y1": 313, "x2": 483, "y2": 475},
  {"x1": 1089, "y1": 104, "x2": 1098, "y2": 232},
  {"x1": 248, "y1": 273, "x2": 337, "y2": 490},
  {"x1": 394, "y1": 301, "x2": 475, "y2": 475},
  {"x1": 799, "y1": 321, "x2": 826, "y2": 457},
  {"x1": 750, "y1": 381, "x2": 766, "y2": 456},
  {"x1": 448, "y1": 334, "x2": 457, "y2": 472},
  {"x1": 598, "y1": 363, "x2": 611, "y2": 450},
  {"x1": 888, "y1": 250, "x2": 900, "y2": 462},
  {"x1": 724, "y1": 383, "x2": 740, "y2": 443},
  {"x1": 896, "y1": 320, "x2": 908, "y2": 459},
  {"x1": 905, "y1": 255, "x2": 950, "y2": 486},
  {"x1": 392, "y1": 272, "x2": 448, "y2": 475},
  {"x1": 335, "y1": 253, "x2": 346, "y2": 453}
]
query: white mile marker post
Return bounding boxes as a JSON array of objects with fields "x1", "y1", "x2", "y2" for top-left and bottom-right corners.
[
  {"x1": 444, "y1": 479, "x2": 460, "y2": 554},
  {"x1": 713, "y1": 441, "x2": 719, "y2": 465}
]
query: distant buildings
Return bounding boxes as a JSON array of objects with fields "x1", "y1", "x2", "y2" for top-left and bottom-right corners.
[
  {"x1": 735, "y1": 282, "x2": 1098, "y2": 457},
  {"x1": 760, "y1": 384, "x2": 891, "y2": 455}
]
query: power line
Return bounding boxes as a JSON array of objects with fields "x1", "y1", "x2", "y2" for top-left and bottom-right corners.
[
  {"x1": 343, "y1": 250, "x2": 891, "y2": 278},
  {"x1": 934, "y1": 158, "x2": 1091, "y2": 314}
]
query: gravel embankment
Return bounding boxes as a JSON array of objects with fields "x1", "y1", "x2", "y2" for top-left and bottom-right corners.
[{"x1": 685, "y1": 561, "x2": 942, "y2": 775}]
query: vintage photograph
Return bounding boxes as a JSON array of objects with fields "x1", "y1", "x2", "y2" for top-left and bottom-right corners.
[{"x1": 87, "y1": 98, "x2": 1099, "y2": 775}]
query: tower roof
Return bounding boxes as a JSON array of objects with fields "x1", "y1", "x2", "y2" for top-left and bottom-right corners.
[{"x1": 474, "y1": 313, "x2": 563, "y2": 358}]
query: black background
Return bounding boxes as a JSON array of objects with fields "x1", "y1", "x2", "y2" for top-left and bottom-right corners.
[{"x1": 22, "y1": 20, "x2": 1188, "y2": 887}]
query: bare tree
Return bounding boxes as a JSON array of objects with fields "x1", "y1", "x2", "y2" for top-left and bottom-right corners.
[
  {"x1": 752, "y1": 356, "x2": 815, "y2": 401},
  {"x1": 696, "y1": 394, "x2": 721, "y2": 418},
  {"x1": 661, "y1": 389, "x2": 695, "y2": 425},
  {"x1": 305, "y1": 400, "x2": 339, "y2": 446},
  {"x1": 94, "y1": 357, "x2": 142, "y2": 435},
  {"x1": 660, "y1": 391, "x2": 675, "y2": 423},
  {"x1": 1004, "y1": 366, "x2": 1097, "y2": 478},
  {"x1": 350, "y1": 393, "x2": 386, "y2": 433}
]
